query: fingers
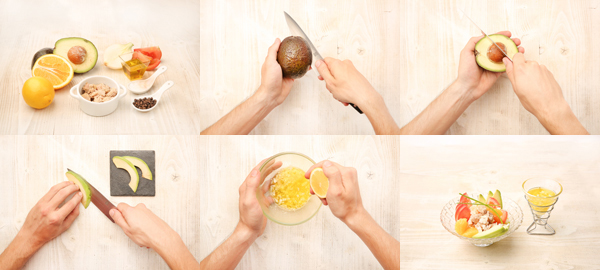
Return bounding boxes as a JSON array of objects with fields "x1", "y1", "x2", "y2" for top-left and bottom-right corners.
[
  {"x1": 512, "y1": 38, "x2": 521, "y2": 46},
  {"x1": 265, "y1": 38, "x2": 281, "y2": 62},
  {"x1": 62, "y1": 202, "x2": 80, "y2": 228},
  {"x1": 117, "y1": 202, "x2": 132, "y2": 217},
  {"x1": 41, "y1": 181, "x2": 72, "y2": 203},
  {"x1": 244, "y1": 168, "x2": 262, "y2": 202},
  {"x1": 494, "y1": 31, "x2": 512, "y2": 38},
  {"x1": 56, "y1": 191, "x2": 82, "y2": 219},
  {"x1": 315, "y1": 59, "x2": 334, "y2": 82},
  {"x1": 110, "y1": 208, "x2": 130, "y2": 232},
  {"x1": 48, "y1": 184, "x2": 80, "y2": 209},
  {"x1": 511, "y1": 52, "x2": 526, "y2": 67},
  {"x1": 322, "y1": 161, "x2": 345, "y2": 196},
  {"x1": 503, "y1": 58, "x2": 515, "y2": 81}
]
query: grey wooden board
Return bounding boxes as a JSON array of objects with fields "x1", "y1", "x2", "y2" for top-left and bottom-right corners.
[{"x1": 110, "y1": 150, "x2": 155, "y2": 196}]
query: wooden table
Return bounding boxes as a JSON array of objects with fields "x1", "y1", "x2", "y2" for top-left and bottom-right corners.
[
  {"x1": 200, "y1": 136, "x2": 400, "y2": 269},
  {"x1": 0, "y1": 135, "x2": 399, "y2": 269},
  {"x1": 0, "y1": 0, "x2": 200, "y2": 135},
  {"x1": 400, "y1": 136, "x2": 600, "y2": 269},
  {"x1": 398, "y1": 0, "x2": 600, "y2": 134},
  {"x1": 200, "y1": 0, "x2": 401, "y2": 134}
]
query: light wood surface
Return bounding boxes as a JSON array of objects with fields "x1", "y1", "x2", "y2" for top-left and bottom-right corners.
[
  {"x1": 0, "y1": 136, "x2": 202, "y2": 269},
  {"x1": 0, "y1": 0, "x2": 200, "y2": 135},
  {"x1": 200, "y1": 136, "x2": 400, "y2": 269},
  {"x1": 400, "y1": 136, "x2": 600, "y2": 269},
  {"x1": 200, "y1": 0, "x2": 401, "y2": 134},
  {"x1": 398, "y1": 0, "x2": 600, "y2": 134}
]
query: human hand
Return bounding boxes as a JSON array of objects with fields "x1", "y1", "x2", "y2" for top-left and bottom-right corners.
[
  {"x1": 19, "y1": 181, "x2": 81, "y2": 248},
  {"x1": 255, "y1": 38, "x2": 295, "y2": 107},
  {"x1": 237, "y1": 160, "x2": 270, "y2": 238},
  {"x1": 305, "y1": 161, "x2": 365, "y2": 224},
  {"x1": 110, "y1": 203, "x2": 179, "y2": 250},
  {"x1": 315, "y1": 58, "x2": 380, "y2": 107},
  {"x1": 456, "y1": 31, "x2": 524, "y2": 100}
]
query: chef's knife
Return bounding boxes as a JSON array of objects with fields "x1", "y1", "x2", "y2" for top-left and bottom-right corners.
[
  {"x1": 67, "y1": 168, "x2": 117, "y2": 223},
  {"x1": 284, "y1": 11, "x2": 363, "y2": 114},
  {"x1": 458, "y1": 8, "x2": 513, "y2": 62}
]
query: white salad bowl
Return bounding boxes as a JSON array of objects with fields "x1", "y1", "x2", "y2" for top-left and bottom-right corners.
[
  {"x1": 70, "y1": 76, "x2": 127, "y2": 117},
  {"x1": 441, "y1": 196, "x2": 523, "y2": 247}
]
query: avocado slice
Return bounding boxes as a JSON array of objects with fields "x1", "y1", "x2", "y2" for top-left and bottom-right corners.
[
  {"x1": 478, "y1": 194, "x2": 486, "y2": 203},
  {"x1": 112, "y1": 156, "x2": 140, "y2": 192},
  {"x1": 122, "y1": 156, "x2": 153, "y2": 180},
  {"x1": 53, "y1": 37, "x2": 98, "y2": 73},
  {"x1": 472, "y1": 224, "x2": 509, "y2": 239},
  {"x1": 493, "y1": 190, "x2": 503, "y2": 209},
  {"x1": 277, "y1": 36, "x2": 312, "y2": 79},
  {"x1": 65, "y1": 170, "x2": 92, "y2": 208},
  {"x1": 475, "y1": 34, "x2": 518, "y2": 72}
]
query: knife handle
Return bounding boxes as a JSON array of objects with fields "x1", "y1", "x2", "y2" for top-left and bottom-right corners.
[{"x1": 350, "y1": 103, "x2": 363, "y2": 114}]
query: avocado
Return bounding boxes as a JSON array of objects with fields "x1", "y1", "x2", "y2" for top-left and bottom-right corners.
[
  {"x1": 53, "y1": 37, "x2": 98, "y2": 73},
  {"x1": 475, "y1": 34, "x2": 518, "y2": 72},
  {"x1": 112, "y1": 156, "x2": 140, "y2": 193},
  {"x1": 65, "y1": 169, "x2": 92, "y2": 209},
  {"x1": 493, "y1": 190, "x2": 503, "y2": 209},
  {"x1": 277, "y1": 36, "x2": 312, "y2": 79},
  {"x1": 472, "y1": 224, "x2": 509, "y2": 239},
  {"x1": 31, "y1": 48, "x2": 54, "y2": 69}
]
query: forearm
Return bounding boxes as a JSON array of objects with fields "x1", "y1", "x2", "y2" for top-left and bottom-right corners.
[
  {"x1": 153, "y1": 231, "x2": 199, "y2": 270},
  {"x1": 0, "y1": 231, "x2": 43, "y2": 270},
  {"x1": 536, "y1": 104, "x2": 589, "y2": 135},
  {"x1": 200, "y1": 223, "x2": 257, "y2": 270},
  {"x1": 201, "y1": 88, "x2": 276, "y2": 135},
  {"x1": 359, "y1": 92, "x2": 401, "y2": 135},
  {"x1": 346, "y1": 209, "x2": 399, "y2": 270},
  {"x1": 400, "y1": 81, "x2": 475, "y2": 135}
]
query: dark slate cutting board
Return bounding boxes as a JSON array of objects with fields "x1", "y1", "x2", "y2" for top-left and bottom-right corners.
[{"x1": 110, "y1": 150, "x2": 155, "y2": 196}]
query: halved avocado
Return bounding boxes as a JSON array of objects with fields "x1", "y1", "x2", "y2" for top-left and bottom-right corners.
[
  {"x1": 475, "y1": 34, "x2": 518, "y2": 72},
  {"x1": 122, "y1": 156, "x2": 153, "y2": 180},
  {"x1": 53, "y1": 37, "x2": 98, "y2": 73},
  {"x1": 65, "y1": 170, "x2": 92, "y2": 208},
  {"x1": 112, "y1": 156, "x2": 140, "y2": 192},
  {"x1": 277, "y1": 36, "x2": 312, "y2": 79}
]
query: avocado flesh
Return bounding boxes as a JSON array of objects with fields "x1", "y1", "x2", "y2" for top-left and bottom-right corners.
[
  {"x1": 65, "y1": 170, "x2": 92, "y2": 209},
  {"x1": 53, "y1": 37, "x2": 98, "y2": 73},
  {"x1": 277, "y1": 36, "x2": 312, "y2": 79},
  {"x1": 112, "y1": 156, "x2": 140, "y2": 192},
  {"x1": 472, "y1": 224, "x2": 509, "y2": 239},
  {"x1": 475, "y1": 34, "x2": 518, "y2": 72},
  {"x1": 493, "y1": 190, "x2": 503, "y2": 209},
  {"x1": 122, "y1": 156, "x2": 153, "y2": 180}
]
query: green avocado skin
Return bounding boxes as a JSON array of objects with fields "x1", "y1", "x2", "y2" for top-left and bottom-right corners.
[{"x1": 277, "y1": 36, "x2": 312, "y2": 79}]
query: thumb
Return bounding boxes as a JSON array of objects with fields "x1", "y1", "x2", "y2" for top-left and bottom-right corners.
[
  {"x1": 244, "y1": 168, "x2": 261, "y2": 201},
  {"x1": 322, "y1": 161, "x2": 343, "y2": 196},
  {"x1": 110, "y1": 208, "x2": 130, "y2": 231},
  {"x1": 266, "y1": 38, "x2": 281, "y2": 62},
  {"x1": 315, "y1": 59, "x2": 334, "y2": 82},
  {"x1": 503, "y1": 57, "x2": 515, "y2": 83}
]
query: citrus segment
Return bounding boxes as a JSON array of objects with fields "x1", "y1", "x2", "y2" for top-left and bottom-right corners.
[
  {"x1": 32, "y1": 54, "x2": 74, "y2": 89},
  {"x1": 455, "y1": 218, "x2": 469, "y2": 235},
  {"x1": 309, "y1": 168, "x2": 329, "y2": 199}
]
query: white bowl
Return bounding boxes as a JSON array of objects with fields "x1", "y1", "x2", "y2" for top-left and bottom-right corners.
[{"x1": 69, "y1": 76, "x2": 127, "y2": 117}]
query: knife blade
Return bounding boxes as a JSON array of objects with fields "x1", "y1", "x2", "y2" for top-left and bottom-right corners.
[
  {"x1": 458, "y1": 7, "x2": 512, "y2": 62},
  {"x1": 67, "y1": 168, "x2": 117, "y2": 223},
  {"x1": 284, "y1": 12, "x2": 364, "y2": 114}
]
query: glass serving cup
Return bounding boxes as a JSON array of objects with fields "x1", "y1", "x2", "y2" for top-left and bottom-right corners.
[
  {"x1": 256, "y1": 152, "x2": 321, "y2": 226},
  {"x1": 522, "y1": 178, "x2": 563, "y2": 235},
  {"x1": 441, "y1": 195, "x2": 523, "y2": 247},
  {"x1": 119, "y1": 53, "x2": 150, "y2": 81}
]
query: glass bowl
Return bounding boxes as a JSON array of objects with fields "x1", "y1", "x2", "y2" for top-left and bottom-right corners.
[
  {"x1": 440, "y1": 195, "x2": 523, "y2": 247},
  {"x1": 256, "y1": 152, "x2": 321, "y2": 226}
]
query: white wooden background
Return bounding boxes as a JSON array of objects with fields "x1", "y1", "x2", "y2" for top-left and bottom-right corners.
[
  {"x1": 0, "y1": 0, "x2": 200, "y2": 135},
  {"x1": 200, "y1": 0, "x2": 401, "y2": 135},
  {"x1": 200, "y1": 136, "x2": 400, "y2": 269},
  {"x1": 398, "y1": 0, "x2": 600, "y2": 134},
  {"x1": 400, "y1": 136, "x2": 600, "y2": 269},
  {"x1": 0, "y1": 136, "x2": 202, "y2": 269}
]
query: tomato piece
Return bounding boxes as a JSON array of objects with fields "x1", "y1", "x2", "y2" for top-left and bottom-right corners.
[
  {"x1": 501, "y1": 209, "x2": 508, "y2": 223},
  {"x1": 132, "y1": 51, "x2": 152, "y2": 63},
  {"x1": 146, "y1": 58, "x2": 161, "y2": 71},
  {"x1": 134, "y1": 46, "x2": 162, "y2": 60},
  {"x1": 459, "y1": 193, "x2": 470, "y2": 204},
  {"x1": 455, "y1": 204, "x2": 471, "y2": 221},
  {"x1": 487, "y1": 197, "x2": 500, "y2": 209}
]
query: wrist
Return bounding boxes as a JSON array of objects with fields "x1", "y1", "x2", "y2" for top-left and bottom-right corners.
[
  {"x1": 450, "y1": 80, "x2": 479, "y2": 104},
  {"x1": 342, "y1": 206, "x2": 370, "y2": 231},
  {"x1": 253, "y1": 86, "x2": 279, "y2": 110},
  {"x1": 234, "y1": 223, "x2": 259, "y2": 245}
]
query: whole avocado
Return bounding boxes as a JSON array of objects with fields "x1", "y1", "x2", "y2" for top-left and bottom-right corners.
[{"x1": 277, "y1": 36, "x2": 312, "y2": 79}]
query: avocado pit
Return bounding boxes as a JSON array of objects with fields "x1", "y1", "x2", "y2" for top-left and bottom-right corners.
[
  {"x1": 487, "y1": 43, "x2": 506, "y2": 63},
  {"x1": 68, "y1": 46, "x2": 87, "y2": 64}
]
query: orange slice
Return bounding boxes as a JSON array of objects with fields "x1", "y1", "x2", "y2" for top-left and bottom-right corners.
[
  {"x1": 309, "y1": 168, "x2": 329, "y2": 198},
  {"x1": 32, "y1": 54, "x2": 74, "y2": 89}
]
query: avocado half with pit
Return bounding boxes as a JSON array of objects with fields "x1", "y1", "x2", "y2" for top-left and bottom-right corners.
[
  {"x1": 475, "y1": 34, "x2": 518, "y2": 72},
  {"x1": 53, "y1": 37, "x2": 98, "y2": 73},
  {"x1": 65, "y1": 170, "x2": 92, "y2": 209},
  {"x1": 277, "y1": 36, "x2": 312, "y2": 79}
]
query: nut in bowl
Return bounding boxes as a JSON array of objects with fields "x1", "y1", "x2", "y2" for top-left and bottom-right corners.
[
  {"x1": 440, "y1": 192, "x2": 523, "y2": 247},
  {"x1": 69, "y1": 76, "x2": 127, "y2": 117},
  {"x1": 256, "y1": 152, "x2": 321, "y2": 226}
]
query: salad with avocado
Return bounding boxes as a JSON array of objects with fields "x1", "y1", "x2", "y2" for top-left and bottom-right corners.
[{"x1": 454, "y1": 190, "x2": 509, "y2": 239}]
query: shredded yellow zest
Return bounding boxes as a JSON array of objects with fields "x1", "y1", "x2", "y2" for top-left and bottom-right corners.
[{"x1": 270, "y1": 167, "x2": 310, "y2": 210}]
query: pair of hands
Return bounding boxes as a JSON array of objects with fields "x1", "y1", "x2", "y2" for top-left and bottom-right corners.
[
  {"x1": 256, "y1": 38, "x2": 380, "y2": 110},
  {"x1": 237, "y1": 159, "x2": 365, "y2": 238}
]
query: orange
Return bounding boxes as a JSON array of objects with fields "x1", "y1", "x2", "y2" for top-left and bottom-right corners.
[
  {"x1": 455, "y1": 218, "x2": 468, "y2": 235},
  {"x1": 462, "y1": 227, "x2": 479, "y2": 238},
  {"x1": 22, "y1": 77, "x2": 55, "y2": 109},
  {"x1": 32, "y1": 54, "x2": 74, "y2": 89},
  {"x1": 309, "y1": 168, "x2": 329, "y2": 198}
]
